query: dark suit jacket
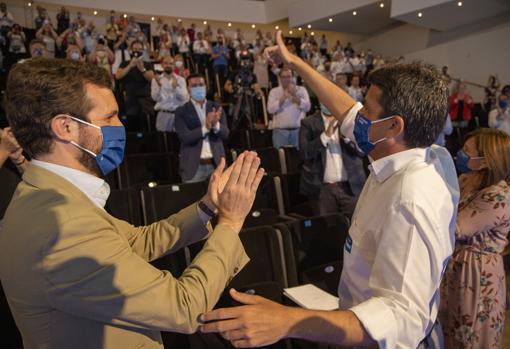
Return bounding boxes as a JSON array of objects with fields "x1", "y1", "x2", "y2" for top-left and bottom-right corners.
[
  {"x1": 175, "y1": 100, "x2": 230, "y2": 181},
  {"x1": 299, "y1": 112, "x2": 367, "y2": 198}
]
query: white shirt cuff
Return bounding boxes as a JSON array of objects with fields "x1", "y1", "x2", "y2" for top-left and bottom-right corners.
[
  {"x1": 350, "y1": 297, "x2": 397, "y2": 349},
  {"x1": 197, "y1": 205, "x2": 211, "y2": 225},
  {"x1": 320, "y1": 132, "x2": 330, "y2": 147}
]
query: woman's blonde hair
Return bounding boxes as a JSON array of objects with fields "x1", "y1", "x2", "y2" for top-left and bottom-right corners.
[{"x1": 465, "y1": 128, "x2": 510, "y2": 190}]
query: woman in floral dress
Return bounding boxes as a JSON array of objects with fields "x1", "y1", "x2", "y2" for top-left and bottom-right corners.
[{"x1": 440, "y1": 128, "x2": 510, "y2": 349}]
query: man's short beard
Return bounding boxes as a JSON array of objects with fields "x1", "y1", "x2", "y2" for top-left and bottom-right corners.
[{"x1": 77, "y1": 124, "x2": 103, "y2": 178}]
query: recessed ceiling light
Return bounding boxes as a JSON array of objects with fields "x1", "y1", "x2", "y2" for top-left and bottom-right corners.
[
  {"x1": 151, "y1": 17, "x2": 155, "y2": 21},
  {"x1": 353, "y1": 11, "x2": 357, "y2": 16},
  {"x1": 380, "y1": 3, "x2": 384, "y2": 8},
  {"x1": 457, "y1": 1, "x2": 463, "y2": 6},
  {"x1": 275, "y1": 25, "x2": 279, "y2": 30},
  {"x1": 228, "y1": 23, "x2": 232, "y2": 27},
  {"x1": 307, "y1": 24, "x2": 312, "y2": 29},
  {"x1": 329, "y1": 18, "x2": 333, "y2": 23},
  {"x1": 203, "y1": 21, "x2": 207, "y2": 25},
  {"x1": 123, "y1": 14, "x2": 127, "y2": 19},
  {"x1": 93, "y1": 10, "x2": 98, "y2": 16},
  {"x1": 311, "y1": 32, "x2": 315, "y2": 36},
  {"x1": 252, "y1": 24, "x2": 256, "y2": 28},
  {"x1": 289, "y1": 30, "x2": 293, "y2": 34},
  {"x1": 418, "y1": 12, "x2": 423, "y2": 17},
  {"x1": 298, "y1": 27, "x2": 302, "y2": 31}
]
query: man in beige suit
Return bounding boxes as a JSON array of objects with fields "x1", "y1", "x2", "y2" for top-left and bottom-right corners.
[{"x1": 0, "y1": 58, "x2": 265, "y2": 349}]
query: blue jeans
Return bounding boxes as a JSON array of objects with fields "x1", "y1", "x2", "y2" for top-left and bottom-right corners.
[
  {"x1": 272, "y1": 128, "x2": 300, "y2": 149},
  {"x1": 186, "y1": 164, "x2": 214, "y2": 183}
]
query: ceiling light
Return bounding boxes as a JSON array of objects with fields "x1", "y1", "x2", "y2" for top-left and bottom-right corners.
[
  {"x1": 275, "y1": 25, "x2": 279, "y2": 30},
  {"x1": 151, "y1": 17, "x2": 155, "y2": 21},
  {"x1": 311, "y1": 32, "x2": 315, "y2": 36},
  {"x1": 27, "y1": 2, "x2": 32, "y2": 6},
  {"x1": 380, "y1": 3, "x2": 385, "y2": 8},
  {"x1": 252, "y1": 24, "x2": 256, "y2": 28},
  {"x1": 329, "y1": 18, "x2": 333, "y2": 23},
  {"x1": 457, "y1": 1, "x2": 463, "y2": 6},
  {"x1": 289, "y1": 30, "x2": 293, "y2": 34},
  {"x1": 418, "y1": 12, "x2": 423, "y2": 17},
  {"x1": 353, "y1": 11, "x2": 357, "y2": 16},
  {"x1": 123, "y1": 14, "x2": 127, "y2": 19},
  {"x1": 298, "y1": 27, "x2": 302, "y2": 31},
  {"x1": 177, "y1": 18, "x2": 182, "y2": 22},
  {"x1": 203, "y1": 21, "x2": 207, "y2": 25},
  {"x1": 307, "y1": 24, "x2": 311, "y2": 29},
  {"x1": 93, "y1": 10, "x2": 98, "y2": 16},
  {"x1": 228, "y1": 22, "x2": 232, "y2": 27}
]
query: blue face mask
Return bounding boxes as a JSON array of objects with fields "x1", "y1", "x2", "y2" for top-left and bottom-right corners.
[
  {"x1": 353, "y1": 112, "x2": 395, "y2": 155},
  {"x1": 455, "y1": 149, "x2": 484, "y2": 174},
  {"x1": 190, "y1": 86, "x2": 206, "y2": 102},
  {"x1": 499, "y1": 100, "x2": 508, "y2": 110},
  {"x1": 320, "y1": 103, "x2": 332, "y2": 116},
  {"x1": 68, "y1": 116, "x2": 126, "y2": 175}
]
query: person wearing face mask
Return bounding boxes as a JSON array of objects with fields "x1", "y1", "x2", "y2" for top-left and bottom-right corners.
[
  {"x1": 172, "y1": 53, "x2": 189, "y2": 78},
  {"x1": 35, "y1": 21, "x2": 58, "y2": 58},
  {"x1": 299, "y1": 102, "x2": 366, "y2": 217},
  {"x1": 440, "y1": 128, "x2": 510, "y2": 349},
  {"x1": 1, "y1": 57, "x2": 265, "y2": 349},
  {"x1": 201, "y1": 31, "x2": 458, "y2": 349},
  {"x1": 89, "y1": 38, "x2": 115, "y2": 80},
  {"x1": 151, "y1": 55, "x2": 188, "y2": 131},
  {"x1": 29, "y1": 39, "x2": 48, "y2": 58},
  {"x1": 80, "y1": 22, "x2": 99, "y2": 55},
  {"x1": 115, "y1": 40, "x2": 155, "y2": 131},
  {"x1": 211, "y1": 35, "x2": 230, "y2": 83},
  {"x1": 267, "y1": 67, "x2": 311, "y2": 149},
  {"x1": 175, "y1": 73, "x2": 230, "y2": 183},
  {"x1": 488, "y1": 94, "x2": 510, "y2": 135},
  {"x1": 65, "y1": 44, "x2": 83, "y2": 61}
]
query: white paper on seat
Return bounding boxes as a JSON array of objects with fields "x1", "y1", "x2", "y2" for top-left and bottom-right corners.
[{"x1": 283, "y1": 284, "x2": 339, "y2": 311}]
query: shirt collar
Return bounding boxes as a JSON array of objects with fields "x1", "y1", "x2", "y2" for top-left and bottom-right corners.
[
  {"x1": 369, "y1": 147, "x2": 429, "y2": 183},
  {"x1": 31, "y1": 159, "x2": 110, "y2": 209},
  {"x1": 191, "y1": 98, "x2": 206, "y2": 110}
]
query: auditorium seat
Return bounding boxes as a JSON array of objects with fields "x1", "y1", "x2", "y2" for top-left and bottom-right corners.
[
  {"x1": 125, "y1": 131, "x2": 166, "y2": 155},
  {"x1": 249, "y1": 128, "x2": 273, "y2": 149},
  {"x1": 275, "y1": 214, "x2": 350, "y2": 287},
  {"x1": 280, "y1": 173, "x2": 313, "y2": 217},
  {"x1": 141, "y1": 180, "x2": 209, "y2": 224},
  {"x1": 254, "y1": 147, "x2": 284, "y2": 174},
  {"x1": 279, "y1": 146, "x2": 302, "y2": 174},
  {"x1": 301, "y1": 261, "x2": 342, "y2": 295},
  {"x1": 117, "y1": 152, "x2": 180, "y2": 189},
  {"x1": 243, "y1": 208, "x2": 279, "y2": 228},
  {"x1": 105, "y1": 188, "x2": 143, "y2": 226}
]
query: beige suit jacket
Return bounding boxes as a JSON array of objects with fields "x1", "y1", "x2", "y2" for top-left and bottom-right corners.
[{"x1": 0, "y1": 163, "x2": 249, "y2": 349}]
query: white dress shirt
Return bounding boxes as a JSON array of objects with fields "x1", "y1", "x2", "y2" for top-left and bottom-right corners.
[
  {"x1": 32, "y1": 159, "x2": 110, "y2": 209},
  {"x1": 338, "y1": 103, "x2": 459, "y2": 349},
  {"x1": 488, "y1": 107, "x2": 510, "y2": 135},
  {"x1": 267, "y1": 85, "x2": 311, "y2": 129},
  {"x1": 193, "y1": 39, "x2": 209, "y2": 54},
  {"x1": 191, "y1": 99, "x2": 220, "y2": 160},
  {"x1": 151, "y1": 73, "x2": 188, "y2": 112},
  {"x1": 320, "y1": 114, "x2": 347, "y2": 183}
]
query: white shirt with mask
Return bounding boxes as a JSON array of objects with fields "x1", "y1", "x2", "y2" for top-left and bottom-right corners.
[
  {"x1": 320, "y1": 114, "x2": 347, "y2": 183},
  {"x1": 191, "y1": 99, "x2": 220, "y2": 160},
  {"x1": 338, "y1": 102, "x2": 459, "y2": 349},
  {"x1": 151, "y1": 73, "x2": 188, "y2": 112}
]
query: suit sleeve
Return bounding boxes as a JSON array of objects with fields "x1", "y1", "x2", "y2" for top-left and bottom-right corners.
[
  {"x1": 43, "y1": 212, "x2": 249, "y2": 334},
  {"x1": 175, "y1": 106, "x2": 204, "y2": 146}
]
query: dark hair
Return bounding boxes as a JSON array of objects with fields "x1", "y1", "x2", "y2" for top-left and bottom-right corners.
[
  {"x1": 130, "y1": 40, "x2": 143, "y2": 49},
  {"x1": 368, "y1": 62, "x2": 449, "y2": 148},
  {"x1": 4, "y1": 58, "x2": 111, "y2": 158},
  {"x1": 279, "y1": 67, "x2": 293, "y2": 77},
  {"x1": 186, "y1": 73, "x2": 205, "y2": 86},
  {"x1": 29, "y1": 39, "x2": 45, "y2": 48}
]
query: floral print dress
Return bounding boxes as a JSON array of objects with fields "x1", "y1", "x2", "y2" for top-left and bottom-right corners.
[{"x1": 440, "y1": 180, "x2": 510, "y2": 349}]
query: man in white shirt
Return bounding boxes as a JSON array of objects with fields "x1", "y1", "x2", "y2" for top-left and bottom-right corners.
[
  {"x1": 299, "y1": 103, "x2": 366, "y2": 217},
  {"x1": 192, "y1": 31, "x2": 209, "y2": 73},
  {"x1": 267, "y1": 67, "x2": 311, "y2": 149},
  {"x1": 175, "y1": 73, "x2": 229, "y2": 183},
  {"x1": 201, "y1": 31, "x2": 458, "y2": 349},
  {"x1": 348, "y1": 74, "x2": 364, "y2": 103},
  {"x1": 151, "y1": 55, "x2": 188, "y2": 131},
  {"x1": 488, "y1": 94, "x2": 510, "y2": 135}
]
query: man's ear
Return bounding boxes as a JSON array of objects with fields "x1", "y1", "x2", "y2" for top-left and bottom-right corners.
[
  {"x1": 50, "y1": 114, "x2": 76, "y2": 142},
  {"x1": 387, "y1": 115, "x2": 405, "y2": 139}
]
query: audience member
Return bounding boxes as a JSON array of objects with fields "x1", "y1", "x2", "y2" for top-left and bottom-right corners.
[
  {"x1": 35, "y1": 22, "x2": 58, "y2": 58},
  {"x1": 151, "y1": 55, "x2": 189, "y2": 131},
  {"x1": 441, "y1": 128, "x2": 510, "y2": 349},
  {"x1": 115, "y1": 40, "x2": 155, "y2": 131},
  {"x1": 299, "y1": 103, "x2": 366, "y2": 217},
  {"x1": 488, "y1": 93, "x2": 510, "y2": 134},
  {"x1": 175, "y1": 73, "x2": 229, "y2": 183},
  {"x1": 267, "y1": 67, "x2": 311, "y2": 148}
]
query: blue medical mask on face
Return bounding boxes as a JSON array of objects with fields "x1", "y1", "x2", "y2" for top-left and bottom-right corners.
[
  {"x1": 191, "y1": 86, "x2": 206, "y2": 102},
  {"x1": 320, "y1": 103, "x2": 332, "y2": 116},
  {"x1": 455, "y1": 149, "x2": 484, "y2": 174},
  {"x1": 68, "y1": 116, "x2": 126, "y2": 175},
  {"x1": 353, "y1": 112, "x2": 395, "y2": 155},
  {"x1": 499, "y1": 100, "x2": 508, "y2": 110}
]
